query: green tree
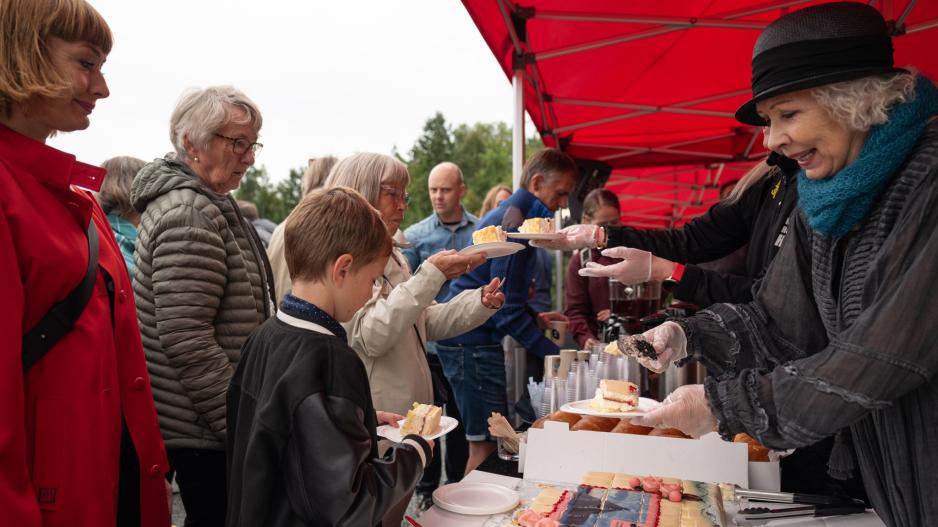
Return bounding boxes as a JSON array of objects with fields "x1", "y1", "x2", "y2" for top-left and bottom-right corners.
[
  {"x1": 234, "y1": 113, "x2": 547, "y2": 229},
  {"x1": 235, "y1": 165, "x2": 304, "y2": 223},
  {"x1": 399, "y1": 114, "x2": 545, "y2": 229},
  {"x1": 398, "y1": 112, "x2": 455, "y2": 225}
]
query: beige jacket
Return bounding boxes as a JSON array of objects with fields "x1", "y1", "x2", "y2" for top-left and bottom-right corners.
[
  {"x1": 344, "y1": 247, "x2": 496, "y2": 415},
  {"x1": 267, "y1": 221, "x2": 290, "y2": 306}
]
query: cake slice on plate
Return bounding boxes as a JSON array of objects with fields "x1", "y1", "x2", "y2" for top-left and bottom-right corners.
[
  {"x1": 590, "y1": 379, "x2": 639, "y2": 413},
  {"x1": 472, "y1": 225, "x2": 507, "y2": 244},
  {"x1": 518, "y1": 217, "x2": 555, "y2": 234},
  {"x1": 399, "y1": 402, "x2": 442, "y2": 436}
]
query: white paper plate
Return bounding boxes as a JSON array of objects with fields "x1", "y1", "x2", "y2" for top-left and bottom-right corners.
[
  {"x1": 432, "y1": 482, "x2": 520, "y2": 515},
  {"x1": 376, "y1": 415, "x2": 458, "y2": 443},
  {"x1": 458, "y1": 241, "x2": 525, "y2": 258},
  {"x1": 560, "y1": 396, "x2": 659, "y2": 418},
  {"x1": 506, "y1": 232, "x2": 563, "y2": 240}
]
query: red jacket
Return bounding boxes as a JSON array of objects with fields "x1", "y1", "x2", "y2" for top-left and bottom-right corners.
[{"x1": 0, "y1": 124, "x2": 170, "y2": 527}]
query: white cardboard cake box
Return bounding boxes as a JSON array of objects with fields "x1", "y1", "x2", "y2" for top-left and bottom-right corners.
[
  {"x1": 523, "y1": 421, "x2": 779, "y2": 489},
  {"x1": 749, "y1": 459, "x2": 781, "y2": 491}
]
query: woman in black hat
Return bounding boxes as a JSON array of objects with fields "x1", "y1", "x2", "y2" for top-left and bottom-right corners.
[{"x1": 623, "y1": 3, "x2": 938, "y2": 526}]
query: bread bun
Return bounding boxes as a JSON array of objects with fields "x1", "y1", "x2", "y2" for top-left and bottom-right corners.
[
  {"x1": 571, "y1": 416, "x2": 620, "y2": 432},
  {"x1": 648, "y1": 427, "x2": 691, "y2": 439},
  {"x1": 549, "y1": 411, "x2": 582, "y2": 427},
  {"x1": 611, "y1": 419, "x2": 653, "y2": 435},
  {"x1": 734, "y1": 433, "x2": 770, "y2": 461},
  {"x1": 532, "y1": 411, "x2": 582, "y2": 429}
]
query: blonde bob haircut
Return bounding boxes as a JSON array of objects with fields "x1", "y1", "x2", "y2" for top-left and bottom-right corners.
[
  {"x1": 0, "y1": 0, "x2": 112, "y2": 116},
  {"x1": 285, "y1": 186, "x2": 392, "y2": 283},
  {"x1": 325, "y1": 153, "x2": 410, "y2": 208},
  {"x1": 169, "y1": 86, "x2": 263, "y2": 161}
]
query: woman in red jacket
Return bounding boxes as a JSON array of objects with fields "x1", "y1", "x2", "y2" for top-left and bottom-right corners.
[{"x1": 0, "y1": 1, "x2": 171, "y2": 526}]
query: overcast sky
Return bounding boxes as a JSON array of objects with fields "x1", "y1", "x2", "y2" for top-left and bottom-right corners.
[{"x1": 49, "y1": 0, "x2": 515, "y2": 181}]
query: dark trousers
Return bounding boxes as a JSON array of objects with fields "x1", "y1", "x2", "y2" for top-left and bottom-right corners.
[
  {"x1": 167, "y1": 448, "x2": 227, "y2": 527},
  {"x1": 417, "y1": 353, "x2": 469, "y2": 496}
]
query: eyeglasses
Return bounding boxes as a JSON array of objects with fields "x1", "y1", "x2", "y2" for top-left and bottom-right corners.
[
  {"x1": 214, "y1": 133, "x2": 263, "y2": 155},
  {"x1": 380, "y1": 185, "x2": 410, "y2": 204}
]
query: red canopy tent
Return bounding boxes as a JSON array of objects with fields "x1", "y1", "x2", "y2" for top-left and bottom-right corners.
[{"x1": 462, "y1": 0, "x2": 938, "y2": 228}]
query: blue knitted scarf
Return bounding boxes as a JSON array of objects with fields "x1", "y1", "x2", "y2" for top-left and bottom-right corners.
[{"x1": 798, "y1": 76, "x2": 938, "y2": 238}]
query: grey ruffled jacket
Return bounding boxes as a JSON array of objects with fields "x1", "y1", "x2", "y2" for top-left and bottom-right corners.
[
  {"x1": 681, "y1": 121, "x2": 938, "y2": 527},
  {"x1": 131, "y1": 157, "x2": 274, "y2": 450}
]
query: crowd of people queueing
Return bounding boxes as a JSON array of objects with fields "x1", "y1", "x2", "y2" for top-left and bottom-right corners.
[{"x1": 2, "y1": 1, "x2": 937, "y2": 527}]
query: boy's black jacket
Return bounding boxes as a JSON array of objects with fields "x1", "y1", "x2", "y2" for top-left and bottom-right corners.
[{"x1": 226, "y1": 316, "x2": 428, "y2": 527}]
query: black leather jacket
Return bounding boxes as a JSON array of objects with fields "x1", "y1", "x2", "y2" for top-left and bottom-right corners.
[{"x1": 227, "y1": 316, "x2": 430, "y2": 527}]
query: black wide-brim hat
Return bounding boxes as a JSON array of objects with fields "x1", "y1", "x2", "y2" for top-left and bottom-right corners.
[{"x1": 735, "y1": 2, "x2": 906, "y2": 126}]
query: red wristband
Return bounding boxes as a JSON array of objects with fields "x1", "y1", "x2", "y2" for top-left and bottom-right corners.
[{"x1": 670, "y1": 264, "x2": 685, "y2": 282}]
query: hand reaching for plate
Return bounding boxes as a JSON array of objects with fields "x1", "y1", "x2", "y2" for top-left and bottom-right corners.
[
  {"x1": 427, "y1": 250, "x2": 485, "y2": 279},
  {"x1": 530, "y1": 224, "x2": 603, "y2": 250}
]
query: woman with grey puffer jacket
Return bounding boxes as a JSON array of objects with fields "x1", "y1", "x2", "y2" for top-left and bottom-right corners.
[{"x1": 131, "y1": 85, "x2": 274, "y2": 525}]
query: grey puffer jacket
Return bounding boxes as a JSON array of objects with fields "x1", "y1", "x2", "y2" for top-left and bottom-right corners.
[{"x1": 131, "y1": 157, "x2": 274, "y2": 450}]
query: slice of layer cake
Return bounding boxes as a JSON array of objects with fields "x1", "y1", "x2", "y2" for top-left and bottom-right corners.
[
  {"x1": 590, "y1": 379, "x2": 639, "y2": 413},
  {"x1": 518, "y1": 217, "x2": 555, "y2": 234},
  {"x1": 399, "y1": 402, "x2": 442, "y2": 436},
  {"x1": 472, "y1": 225, "x2": 507, "y2": 244}
]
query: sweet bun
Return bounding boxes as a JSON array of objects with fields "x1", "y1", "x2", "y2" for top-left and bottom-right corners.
[
  {"x1": 548, "y1": 411, "x2": 582, "y2": 427},
  {"x1": 648, "y1": 427, "x2": 691, "y2": 439},
  {"x1": 532, "y1": 411, "x2": 582, "y2": 429},
  {"x1": 734, "y1": 433, "x2": 770, "y2": 462},
  {"x1": 571, "y1": 416, "x2": 620, "y2": 432},
  {"x1": 611, "y1": 419, "x2": 654, "y2": 435}
]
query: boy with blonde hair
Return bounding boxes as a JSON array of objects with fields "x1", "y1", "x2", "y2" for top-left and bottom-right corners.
[{"x1": 226, "y1": 187, "x2": 432, "y2": 527}]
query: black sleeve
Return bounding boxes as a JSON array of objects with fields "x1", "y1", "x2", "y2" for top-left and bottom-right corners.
[
  {"x1": 672, "y1": 265, "x2": 756, "y2": 306},
  {"x1": 282, "y1": 393, "x2": 430, "y2": 526},
  {"x1": 606, "y1": 174, "x2": 773, "y2": 264}
]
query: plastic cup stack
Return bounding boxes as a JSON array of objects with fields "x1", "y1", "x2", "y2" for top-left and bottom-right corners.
[
  {"x1": 540, "y1": 376, "x2": 554, "y2": 418},
  {"x1": 616, "y1": 356, "x2": 626, "y2": 381},
  {"x1": 567, "y1": 370, "x2": 578, "y2": 403},
  {"x1": 576, "y1": 360, "x2": 590, "y2": 400},
  {"x1": 553, "y1": 378, "x2": 567, "y2": 410}
]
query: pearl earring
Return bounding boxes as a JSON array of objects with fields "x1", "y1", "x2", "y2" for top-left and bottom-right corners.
[{"x1": 194, "y1": 156, "x2": 200, "y2": 162}]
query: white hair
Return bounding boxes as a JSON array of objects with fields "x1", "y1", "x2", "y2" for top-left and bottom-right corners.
[
  {"x1": 811, "y1": 71, "x2": 918, "y2": 132},
  {"x1": 169, "y1": 85, "x2": 262, "y2": 160}
]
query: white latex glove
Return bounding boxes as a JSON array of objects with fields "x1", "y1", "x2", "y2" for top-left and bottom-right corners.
[
  {"x1": 637, "y1": 321, "x2": 687, "y2": 373},
  {"x1": 530, "y1": 224, "x2": 602, "y2": 250},
  {"x1": 630, "y1": 384, "x2": 717, "y2": 438},
  {"x1": 578, "y1": 247, "x2": 676, "y2": 284}
]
